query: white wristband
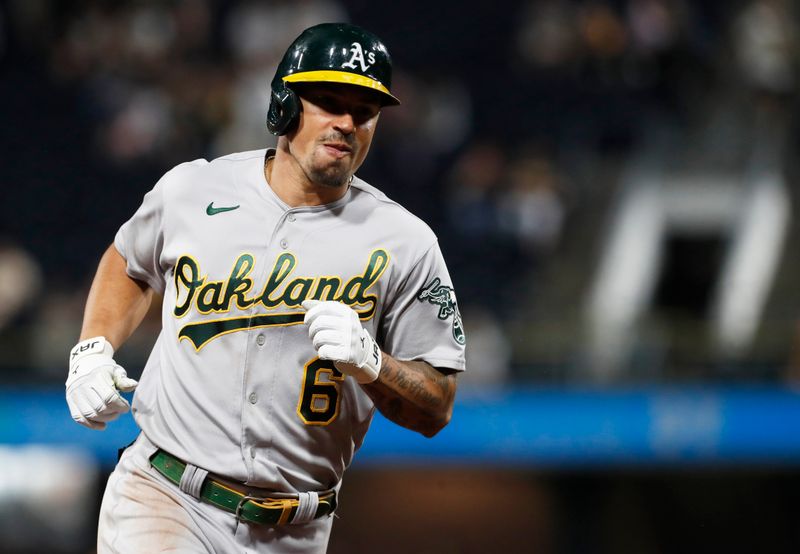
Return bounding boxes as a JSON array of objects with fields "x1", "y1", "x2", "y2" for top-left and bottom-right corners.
[
  {"x1": 355, "y1": 328, "x2": 382, "y2": 383},
  {"x1": 69, "y1": 337, "x2": 113, "y2": 372}
]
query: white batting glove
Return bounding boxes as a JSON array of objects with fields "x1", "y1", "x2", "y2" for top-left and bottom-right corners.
[
  {"x1": 66, "y1": 337, "x2": 138, "y2": 430},
  {"x1": 302, "y1": 300, "x2": 382, "y2": 383}
]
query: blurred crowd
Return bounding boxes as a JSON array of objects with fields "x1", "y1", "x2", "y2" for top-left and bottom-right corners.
[{"x1": 0, "y1": 0, "x2": 798, "y2": 385}]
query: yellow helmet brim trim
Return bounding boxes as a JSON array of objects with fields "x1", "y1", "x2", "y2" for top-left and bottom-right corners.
[{"x1": 283, "y1": 70, "x2": 400, "y2": 105}]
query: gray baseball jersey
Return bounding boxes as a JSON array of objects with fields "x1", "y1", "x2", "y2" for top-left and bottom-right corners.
[{"x1": 114, "y1": 148, "x2": 466, "y2": 494}]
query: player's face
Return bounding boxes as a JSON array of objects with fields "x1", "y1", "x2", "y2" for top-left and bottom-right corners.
[{"x1": 289, "y1": 83, "x2": 382, "y2": 188}]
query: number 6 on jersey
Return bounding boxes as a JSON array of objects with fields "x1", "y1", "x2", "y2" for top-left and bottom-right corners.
[{"x1": 297, "y1": 358, "x2": 345, "y2": 425}]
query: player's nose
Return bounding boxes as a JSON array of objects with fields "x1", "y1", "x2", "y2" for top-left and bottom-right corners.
[{"x1": 332, "y1": 111, "x2": 355, "y2": 135}]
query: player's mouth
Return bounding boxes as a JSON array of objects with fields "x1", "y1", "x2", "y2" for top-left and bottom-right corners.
[{"x1": 322, "y1": 142, "x2": 353, "y2": 159}]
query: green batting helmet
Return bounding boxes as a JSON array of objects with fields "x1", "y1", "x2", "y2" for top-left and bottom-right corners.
[{"x1": 267, "y1": 22, "x2": 401, "y2": 136}]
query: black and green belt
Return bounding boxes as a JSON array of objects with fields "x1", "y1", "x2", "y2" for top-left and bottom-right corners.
[{"x1": 149, "y1": 449, "x2": 336, "y2": 525}]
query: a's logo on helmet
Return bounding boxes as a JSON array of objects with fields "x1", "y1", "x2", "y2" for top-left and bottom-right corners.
[{"x1": 342, "y1": 42, "x2": 376, "y2": 73}]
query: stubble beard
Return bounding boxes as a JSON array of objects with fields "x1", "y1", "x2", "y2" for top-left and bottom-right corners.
[
  {"x1": 304, "y1": 133, "x2": 357, "y2": 188},
  {"x1": 306, "y1": 158, "x2": 351, "y2": 188}
]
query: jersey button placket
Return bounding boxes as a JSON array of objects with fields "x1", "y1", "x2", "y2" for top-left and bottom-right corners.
[
  {"x1": 256, "y1": 333, "x2": 265, "y2": 347},
  {"x1": 248, "y1": 392, "x2": 258, "y2": 404},
  {"x1": 279, "y1": 238, "x2": 289, "y2": 249}
]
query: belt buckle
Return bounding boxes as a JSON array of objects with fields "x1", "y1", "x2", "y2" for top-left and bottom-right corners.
[
  {"x1": 234, "y1": 494, "x2": 294, "y2": 526},
  {"x1": 234, "y1": 494, "x2": 259, "y2": 523}
]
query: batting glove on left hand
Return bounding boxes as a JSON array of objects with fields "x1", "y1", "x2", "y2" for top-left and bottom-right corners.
[
  {"x1": 302, "y1": 300, "x2": 382, "y2": 383},
  {"x1": 66, "y1": 337, "x2": 138, "y2": 430}
]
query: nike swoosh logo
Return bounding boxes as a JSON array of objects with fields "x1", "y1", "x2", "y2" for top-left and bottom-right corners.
[{"x1": 206, "y1": 202, "x2": 240, "y2": 216}]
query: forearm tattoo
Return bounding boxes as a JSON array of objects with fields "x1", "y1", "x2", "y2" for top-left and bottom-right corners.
[{"x1": 363, "y1": 356, "x2": 456, "y2": 436}]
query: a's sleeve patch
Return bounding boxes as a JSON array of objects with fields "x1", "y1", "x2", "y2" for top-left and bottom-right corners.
[{"x1": 416, "y1": 277, "x2": 466, "y2": 345}]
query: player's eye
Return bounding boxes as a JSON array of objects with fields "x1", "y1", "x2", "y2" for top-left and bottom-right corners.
[
  {"x1": 311, "y1": 93, "x2": 344, "y2": 114},
  {"x1": 352, "y1": 105, "x2": 379, "y2": 124},
  {"x1": 304, "y1": 88, "x2": 379, "y2": 123}
]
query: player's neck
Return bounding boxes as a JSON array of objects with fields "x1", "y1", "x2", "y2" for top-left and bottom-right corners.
[{"x1": 265, "y1": 152, "x2": 349, "y2": 208}]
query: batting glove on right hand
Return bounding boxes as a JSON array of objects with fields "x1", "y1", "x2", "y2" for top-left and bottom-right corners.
[
  {"x1": 302, "y1": 300, "x2": 382, "y2": 383},
  {"x1": 66, "y1": 337, "x2": 138, "y2": 430}
]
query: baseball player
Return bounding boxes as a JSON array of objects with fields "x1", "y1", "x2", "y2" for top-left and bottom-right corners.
[{"x1": 65, "y1": 23, "x2": 466, "y2": 553}]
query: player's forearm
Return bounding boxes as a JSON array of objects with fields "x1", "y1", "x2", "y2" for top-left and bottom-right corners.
[
  {"x1": 80, "y1": 244, "x2": 153, "y2": 349},
  {"x1": 362, "y1": 356, "x2": 457, "y2": 438}
]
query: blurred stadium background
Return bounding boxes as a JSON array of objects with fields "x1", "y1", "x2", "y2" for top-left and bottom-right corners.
[{"x1": 1, "y1": 0, "x2": 800, "y2": 552}]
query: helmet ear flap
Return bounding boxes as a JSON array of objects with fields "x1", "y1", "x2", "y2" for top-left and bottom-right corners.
[{"x1": 266, "y1": 85, "x2": 300, "y2": 136}]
